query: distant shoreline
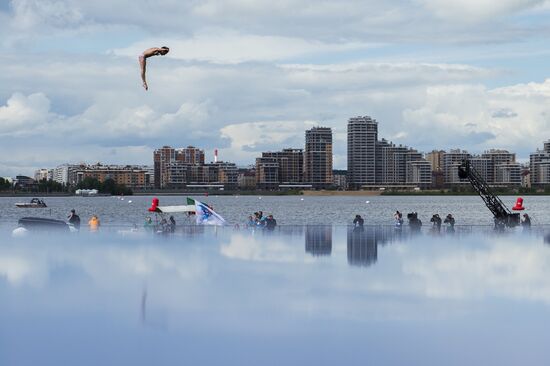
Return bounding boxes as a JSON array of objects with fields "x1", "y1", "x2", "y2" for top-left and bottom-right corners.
[{"x1": 0, "y1": 190, "x2": 546, "y2": 197}]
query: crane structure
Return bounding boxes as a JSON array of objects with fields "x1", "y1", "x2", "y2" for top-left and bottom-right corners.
[{"x1": 458, "y1": 160, "x2": 520, "y2": 228}]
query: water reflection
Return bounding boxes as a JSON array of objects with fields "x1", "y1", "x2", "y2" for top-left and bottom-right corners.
[
  {"x1": 3, "y1": 227, "x2": 550, "y2": 365},
  {"x1": 305, "y1": 225, "x2": 332, "y2": 256}
]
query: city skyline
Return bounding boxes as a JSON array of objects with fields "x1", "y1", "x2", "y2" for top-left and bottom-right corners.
[
  {"x1": 18, "y1": 131, "x2": 550, "y2": 190},
  {"x1": 1, "y1": 1, "x2": 550, "y2": 177},
  {"x1": 3, "y1": 121, "x2": 546, "y2": 178}
]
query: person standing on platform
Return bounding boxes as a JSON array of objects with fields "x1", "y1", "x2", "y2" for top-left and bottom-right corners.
[
  {"x1": 88, "y1": 215, "x2": 100, "y2": 232},
  {"x1": 68, "y1": 209, "x2": 81, "y2": 230},
  {"x1": 521, "y1": 214, "x2": 531, "y2": 231}
]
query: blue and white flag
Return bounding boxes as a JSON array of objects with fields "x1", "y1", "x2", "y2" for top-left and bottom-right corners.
[{"x1": 193, "y1": 199, "x2": 226, "y2": 226}]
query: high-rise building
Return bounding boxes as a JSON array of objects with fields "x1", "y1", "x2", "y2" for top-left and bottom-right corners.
[
  {"x1": 481, "y1": 149, "x2": 516, "y2": 184},
  {"x1": 153, "y1": 145, "x2": 208, "y2": 189},
  {"x1": 153, "y1": 146, "x2": 176, "y2": 189},
  {"x1": 255, "y1": 157, "x2": 279, "y2": 190},
  {"x1": 175, "y1": 146, "x2": 205, "y2": 165},
  {"x1": 347, "y1": 116, "x2": 431, "y2": 189},
  {"x1": 304, "y1": 127, "x2": 333, "y2": 188},
  {"x1": 530, "y1": 141, "x2": 550, "y2": 186},
  {"x1": 443, "y1": 149, "x2": 471, "y2": 185},
  {"x1": 377, "y1": 144, "x2": 426, "y2": 185},
  {"x1": 261, "y1": 148, "x2": 304, "y2": 184},
  {"x1": 426, "y1": 150, "x2": 445, "y2": 172},
  {"x1": 347, "y1": 116, "x2": 377, "y2": 189}
]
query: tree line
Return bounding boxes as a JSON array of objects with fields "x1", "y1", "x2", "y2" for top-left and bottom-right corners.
[{"x1": 0, "y1": 177, "x2": 133, "y2": 195}]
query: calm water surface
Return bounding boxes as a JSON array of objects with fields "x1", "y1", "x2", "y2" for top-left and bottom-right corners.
[
  {"x1": 1, "y1": 226, "x2": 550, "y2": 365},
  {"x1": 0, "y1": 195, "x2": 548, "y2": 228}
]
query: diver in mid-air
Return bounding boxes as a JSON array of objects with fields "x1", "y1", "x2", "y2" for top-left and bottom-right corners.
[{"x1": 138, "y1": 46, "x2": 170, "y2": 90}]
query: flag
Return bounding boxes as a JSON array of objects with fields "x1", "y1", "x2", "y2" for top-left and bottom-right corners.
[{"x1": 190, "y1": 198, "x2": 226, "y2": 226}]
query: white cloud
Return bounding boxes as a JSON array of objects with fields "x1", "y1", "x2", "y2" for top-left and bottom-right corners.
[
  {"x1": 10, "y1": 0, "x2": 84, "y2": 29},
  {"x1": 402, "y1": 79, "x2": 550, "y2": 153},
  {"x1": 0, "y1": 58, "x2": 541, "y2": 175},
  {"x1": 114, "y1": 31, "x2": 375, "y2": 64},
  {"x1": 401, "y1": 238, "x2": 550, "y2": 302},
  {"x1": 418, "y1": 0, "x2": 547, "y2": 21},
  {"x1": 0, "y1": 92, "x2": 53, "y2": 135}
]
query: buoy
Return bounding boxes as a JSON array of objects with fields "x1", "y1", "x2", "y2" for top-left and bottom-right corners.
[
  {"x1": 128, "y1": 200, "x2": 132, "y2": 203},
  {"x1": 148, "y1": 197, "x2": 159, "y2": 212},
  {"x1": 366, "y1": 200, "x2": 370, "y2": 204},
  {"x1": 300, "y1": 198, "x2": 304, "y2": 201},
  {"x1": 512, "y1": 197, "x2": 525, "y2": 211}
]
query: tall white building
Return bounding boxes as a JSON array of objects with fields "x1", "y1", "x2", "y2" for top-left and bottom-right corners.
[
  {"x1": 347, "y1": 116, "x2": 377, "y2": 188},
  {"x1": 481, "y1": 149, "x2": 516, "y2": 184},
  {"x1": 530, "y1": 141, "x2": 550, "y2": 186},
  {"x1": 443, "y1": 149, "x2": 471, "y2": 185},
  {"x1": 347, "y1": 116, "x2": 431, "y2": 189},
  {"x1": 53, "y1": 164, "x2": 82, "y2": 186},
  {"x1": 34, "y1": 169, "x2": 52, "y2": 181}
]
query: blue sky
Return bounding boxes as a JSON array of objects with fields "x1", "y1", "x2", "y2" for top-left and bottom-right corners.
[{"x1": 1, "y1": 0, "x2": 550, "y2": 175}]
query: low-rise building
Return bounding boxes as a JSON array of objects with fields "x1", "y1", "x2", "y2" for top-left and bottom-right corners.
[
  {"x1": 256, "y1": 157, "x2": 279, "y2": 190},
  {"x1": 74, "y1": 164, "x2": 153, "y2": 190}
]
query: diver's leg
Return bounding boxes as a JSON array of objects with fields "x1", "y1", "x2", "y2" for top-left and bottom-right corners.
[{"x1": 139, "y1": 56, "x2": 148, "y2": 90}]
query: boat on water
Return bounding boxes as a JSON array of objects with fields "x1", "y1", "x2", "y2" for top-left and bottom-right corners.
[
  {"x1": 75, "y1": 189, "x2": 98, "y2": 197},
  {"x1": 15, "y1": 198, "x2": 47, "y2": 208},
  {"x1": 12, "y1": 217, "x2": 78, "y2": 237},
  {"x1": 17, "y1": 217, "x2": 70, "y2": 230}
]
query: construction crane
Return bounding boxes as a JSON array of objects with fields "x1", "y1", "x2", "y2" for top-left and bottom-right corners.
[{"x1": 458, "y1": 160, "x2": 520, "y2": 228}]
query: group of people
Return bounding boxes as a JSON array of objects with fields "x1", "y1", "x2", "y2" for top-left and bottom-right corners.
[
  {"x1": 352, "y1": 211, "x2": 457, "y2": 233},
  {"x1": 354, "y1": 210, "x2": 536, "y2": 233},
  {"x1": 67, "y1": 209, "x2": 100, "y2": 232},
  {"x1": 246, "y1": 211, "x2": 277, "y2": 230},
  {"x1": 429, "y1": 213, "x2": 456, "y2": 233},
  {"x1": 143, "y1": 215, "x2": 177, "y2": 233}
]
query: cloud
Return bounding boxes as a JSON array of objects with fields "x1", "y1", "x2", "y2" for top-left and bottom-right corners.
[
  {"x1": 401, "y1": 237, "x2": 550, "y2": 303},
  {"x1": 0, "y1": 58, "x2": 545, "y2": 175},
  {"x1": 418, "y1": 0, "x2": 546, "y2": 22},
  {"x1": 402, "y1": 79, "x2": 550, "y2": 153},
  {"x1": 114, "y1": 31, "x2": 375, "y2": 64},
  {"x1": 10, "y1": 0, "x2": 84, "y2": 30},
  {"x1": 0, "y1": 92, "x2": 53, "y2": 135},
  {"x1": 492, "y1": 108, "x2": 518, "y2": 118},
  {"x1": 2, "y1": 0, "x2": 549, "y2": 51}
]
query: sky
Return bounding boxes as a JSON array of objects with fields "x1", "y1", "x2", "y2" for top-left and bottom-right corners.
[{"x1": 0, "y1": 0, "x2": 550, "y2": 176}]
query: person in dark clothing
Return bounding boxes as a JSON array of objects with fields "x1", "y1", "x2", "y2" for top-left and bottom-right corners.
[
  {"x1": 444, "y1": 214, "x2": 455, "y2": 233},
  {"x1": 169, "y1": 216, "x2": 176, "y2": 233},
  {"x1": 353, "y1": 215, "x2": 364, "y2": 227},
  {"x1": 68, "y1": 209, "x2": 80, "y2": 230},
  {"x1": 265, "y1": 215, "x2": 277, "y2": 230},
  {"x1": 430, "y1": 214, "x2": 442, "y2": 232},
  {"x1": 407, "y1": 212, "x2": 422, "y2": 232},
  {"x1": 521, "y1": 214, "x2": 531, "y2": 231}
]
